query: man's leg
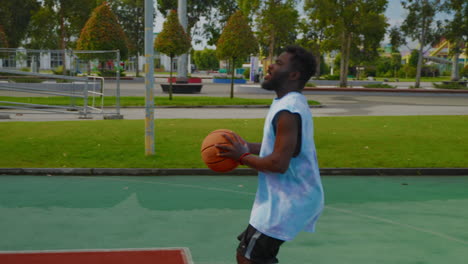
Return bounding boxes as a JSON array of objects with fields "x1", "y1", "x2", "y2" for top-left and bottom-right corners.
[
  {"x1": 236, "y1": 225, "x2": 284, "y2": 264},
  {"x1": 236, "y1": 252, "x2": 252, "y2": 264}
]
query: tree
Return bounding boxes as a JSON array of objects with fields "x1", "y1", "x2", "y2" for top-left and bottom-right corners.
[
  {"x1": 236, "y1": 0, "x2": 260, "y2": 18},
  {"x1": 0, "y1": 0, "x2": 40, "y2": 48},
  {"x1": 390, "y1": 53, "x2": 402, "y2": 78},
  {"x1": 441, "y1": 0, "x2": 468, "y2": 81},
  {"x1": 76, "y1": 2, "x2": 129, "y2": 71},
  {"x1": 256, "y1": 0, "x2": 299, "y2": 64},
  {"x1": 154, "y1": 10, "x2": 192, "y2": 100},
  {"x1": 305, "y1": 0, "x2": 388, "y2": 87},
  {"x1": 157, "y1": 0, "x2": 238, "y2": 56},
  {"x1": 110, "y1": 0, "x2": 148, "y2": 77},
  {"x1": 25, "y1": 6, "x2": 60, "y2": 49},
  {"x1": 298, "y1": 14, "x2": 327, "y2": 78},
  {"x1": 26, "y1": 0, "x2": 98, "y2": 73},
  {"x1": 217, "y1": 10, "x2": 259, "y2": 99},
  {"x1": 26, "y1": 0, "x2": 98, "y2": 50},
  {"x1": 389, "y1": 26, "x2": 406, "y2": 53},
  {"x1": 200, "y1": 1, "x2": 238, "y2": 46},
  {"x1": 401, "y1": 0, "x2": 444, "y2": 88}
]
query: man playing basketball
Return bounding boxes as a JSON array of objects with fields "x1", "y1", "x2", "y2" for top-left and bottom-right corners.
[{"x1": 217, "y1": 45, "x2": 324, "y2": 264}]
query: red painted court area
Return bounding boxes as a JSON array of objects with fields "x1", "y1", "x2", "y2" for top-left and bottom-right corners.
[{"x1": 0, "y1": 248, "x2": 192, "y2": 264}]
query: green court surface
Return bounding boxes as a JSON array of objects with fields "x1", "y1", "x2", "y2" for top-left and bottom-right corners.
[{"x1": 1, "y1": 175, "x2": 467, "y2": 264}]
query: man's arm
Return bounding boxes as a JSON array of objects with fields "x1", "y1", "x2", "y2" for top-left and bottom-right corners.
[{"x1": 218, "y1": 111, "x2": 300, "y2": 173}]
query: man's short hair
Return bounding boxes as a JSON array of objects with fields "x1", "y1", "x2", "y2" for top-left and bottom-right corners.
[{"x1": 285, "y1": 45, "x2": 316, "y2": 85}]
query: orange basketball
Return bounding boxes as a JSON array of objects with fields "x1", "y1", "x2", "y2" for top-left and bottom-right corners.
[{"x1": 201, "y1": 129, "x2": 239, "y2": 172}]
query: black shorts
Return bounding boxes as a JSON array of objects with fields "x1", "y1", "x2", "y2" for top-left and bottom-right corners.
[{"x1": 237, "y1": 225, "x2": 285, "y2": 264}]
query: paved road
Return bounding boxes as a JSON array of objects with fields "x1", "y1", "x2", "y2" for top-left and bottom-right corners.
[{"x1": 1, "y1": 79, "x2": 468, "y2": 121}]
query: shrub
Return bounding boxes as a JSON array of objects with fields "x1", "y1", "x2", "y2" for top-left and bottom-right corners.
[
  {"x1": 433, "y1": 82, "x2": 467, "y2": 90},
  {"x1": 243, "y1": 67, "x2": 250, "y2": 79},
  {"x1": 460, "y1": 65, "x2": 468, "y2": 77},
  {"x1": 383, "y1": 71, "x2": 393, "y2": 78},
  {"x1": 52, "y1": 66, "x2": 76, "y2": 76},
  {"x1": 363, "y1": 83, "x2": 396, "y2": 89},
  {"x1": 441, "y1": 70, "x2": 451, "y2": 76},
  {"x1": 321, "y1": 74, "x2": 340, "y2": 80},
  {"x1": 400, "y1": 65, "x2": 416, "y2": 78},
  {"x1": 98, "y1": 68, "x2": 126, "y2": 77}
]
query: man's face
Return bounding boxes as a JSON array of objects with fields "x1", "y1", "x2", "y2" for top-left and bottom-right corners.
[{"x1": 261, "y1": 52, "x2": 293, "y2": 91}]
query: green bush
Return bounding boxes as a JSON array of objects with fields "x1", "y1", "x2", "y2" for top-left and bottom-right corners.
[
  {"x1": 52, "y1": 65, "x2": 76, "y2": 76},
  {"x1": 98, "y1": 68, "x2": 126, "y2": 77},
  {"x1": 363, "y1": 83, "x2": 396, "y2": 89},
  {"x1": 441, "y1": 70, "x2": 451, "y2": 76},
  {"x1": 193, "y1": 49, "x2": 219, "y2": 70},
  {"x1": 383, "y1": 71, "x2": 393, "y2": 78},
  {"x1": 433, "y1": 82, "x2": 467, "y2": 90},
  {"x1": 460, "y1": 65, "x2": 468, "y2": 77},
  {"x1": 243, "y1": 67, "x2": 250, "y2": 79},
  {"x1": 321, "y1": 74, "x2": 340, "y2": 80},
  {"x1": 400, "y1": 65, "x2": 416, "y2": 78}
]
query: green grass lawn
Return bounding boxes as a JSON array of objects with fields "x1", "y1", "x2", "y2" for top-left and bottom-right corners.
[
  {"x1": 1, "y1": 116, "x2": 467, "y2": 168},
  {"x1": 0, "y1": 96, "x2": 320, "y2": 107}
]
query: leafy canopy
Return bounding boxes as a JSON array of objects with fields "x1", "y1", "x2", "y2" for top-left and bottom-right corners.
[
  {"x1": 76, "y1": 1, "x2": 129, "y2": 60},
  {"x1": 216, "y1": 10, "x2": 258, "y2": 60},
  {"x1": 0, "y1": 0, "x2": 40, "y2": 48},
  {"x1": 154, "y1": 10, "x2": 192, "y2": 58},
  {"x1": 256, "y1": 0, "x2": 299, "y2": 59},
  {"x1": 0, "y1": 25, "x2": 7, "y2": 48}
]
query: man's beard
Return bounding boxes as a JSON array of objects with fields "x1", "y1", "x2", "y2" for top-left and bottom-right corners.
[
  {"x1": 261, "y1": 79, "x2": 276, "y2": 91},
  {"x1": 261, "y1": 71, "x2": 289, "y2": 91}
]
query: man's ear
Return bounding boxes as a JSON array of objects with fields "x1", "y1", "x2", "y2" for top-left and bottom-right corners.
[{"x1": 289, "y1": 71, "x2": 301, "y2": 81}]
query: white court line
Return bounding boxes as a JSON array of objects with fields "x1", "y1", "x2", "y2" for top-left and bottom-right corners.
[
  {"x1": 78, "y1": 176, "x2": 468, "y2": 246},
  {"x1": 327, "y1": 206, "x2": 468, "y2": 245},
  {"x1": 77, "y1": 176, "x2": 256, "y2": 196}
]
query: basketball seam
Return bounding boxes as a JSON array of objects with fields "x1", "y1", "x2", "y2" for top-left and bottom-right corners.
[{"x1": 200, "y1": 142, "x2": 229, "y2": 153}]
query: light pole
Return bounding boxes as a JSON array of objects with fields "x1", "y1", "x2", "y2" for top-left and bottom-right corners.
[
  {"x1": 177, "y1": 0, "x2": 189, "y2": 79},
  {"x1": 144, "y1": 0, "x2": 155, "y2": 155}
]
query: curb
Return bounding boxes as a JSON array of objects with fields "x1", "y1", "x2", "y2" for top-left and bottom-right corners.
[{"x1": 1, "y1": 168, "x2": 467, "y2": 176}]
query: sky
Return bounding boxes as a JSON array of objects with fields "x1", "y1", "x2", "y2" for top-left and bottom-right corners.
[{"x1": 154, "y1": 0, "x2": 409, "y2": 51}]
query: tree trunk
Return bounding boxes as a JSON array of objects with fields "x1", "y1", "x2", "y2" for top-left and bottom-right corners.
[
  {"x1": 314, "y1": 48, "x2": 321, "y2": 78},
  {"x1": 59, "y1": 8, "x2": 67, "y2": 74},
  {"x1": 415, "y1": 18, "x2": 427, "y2": 88},
  {"x1": 230, "y1": 57, "x2": 235, "y2": 99},
  {"x1": 339, "y1": 32, "x2": 351, "y2": 87},
  {"x1": 269, "y1": 33, "x2": 276, "y2": 64},
  {"x1": 451, "y1": 44, "x2": 461, "y2": 81},
  {"x1": 136, "y1": 51, "x2": 140, "y2": 77},
  {"x1": 169, "y1": 56, "x2": 173, "y2": 100}
]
